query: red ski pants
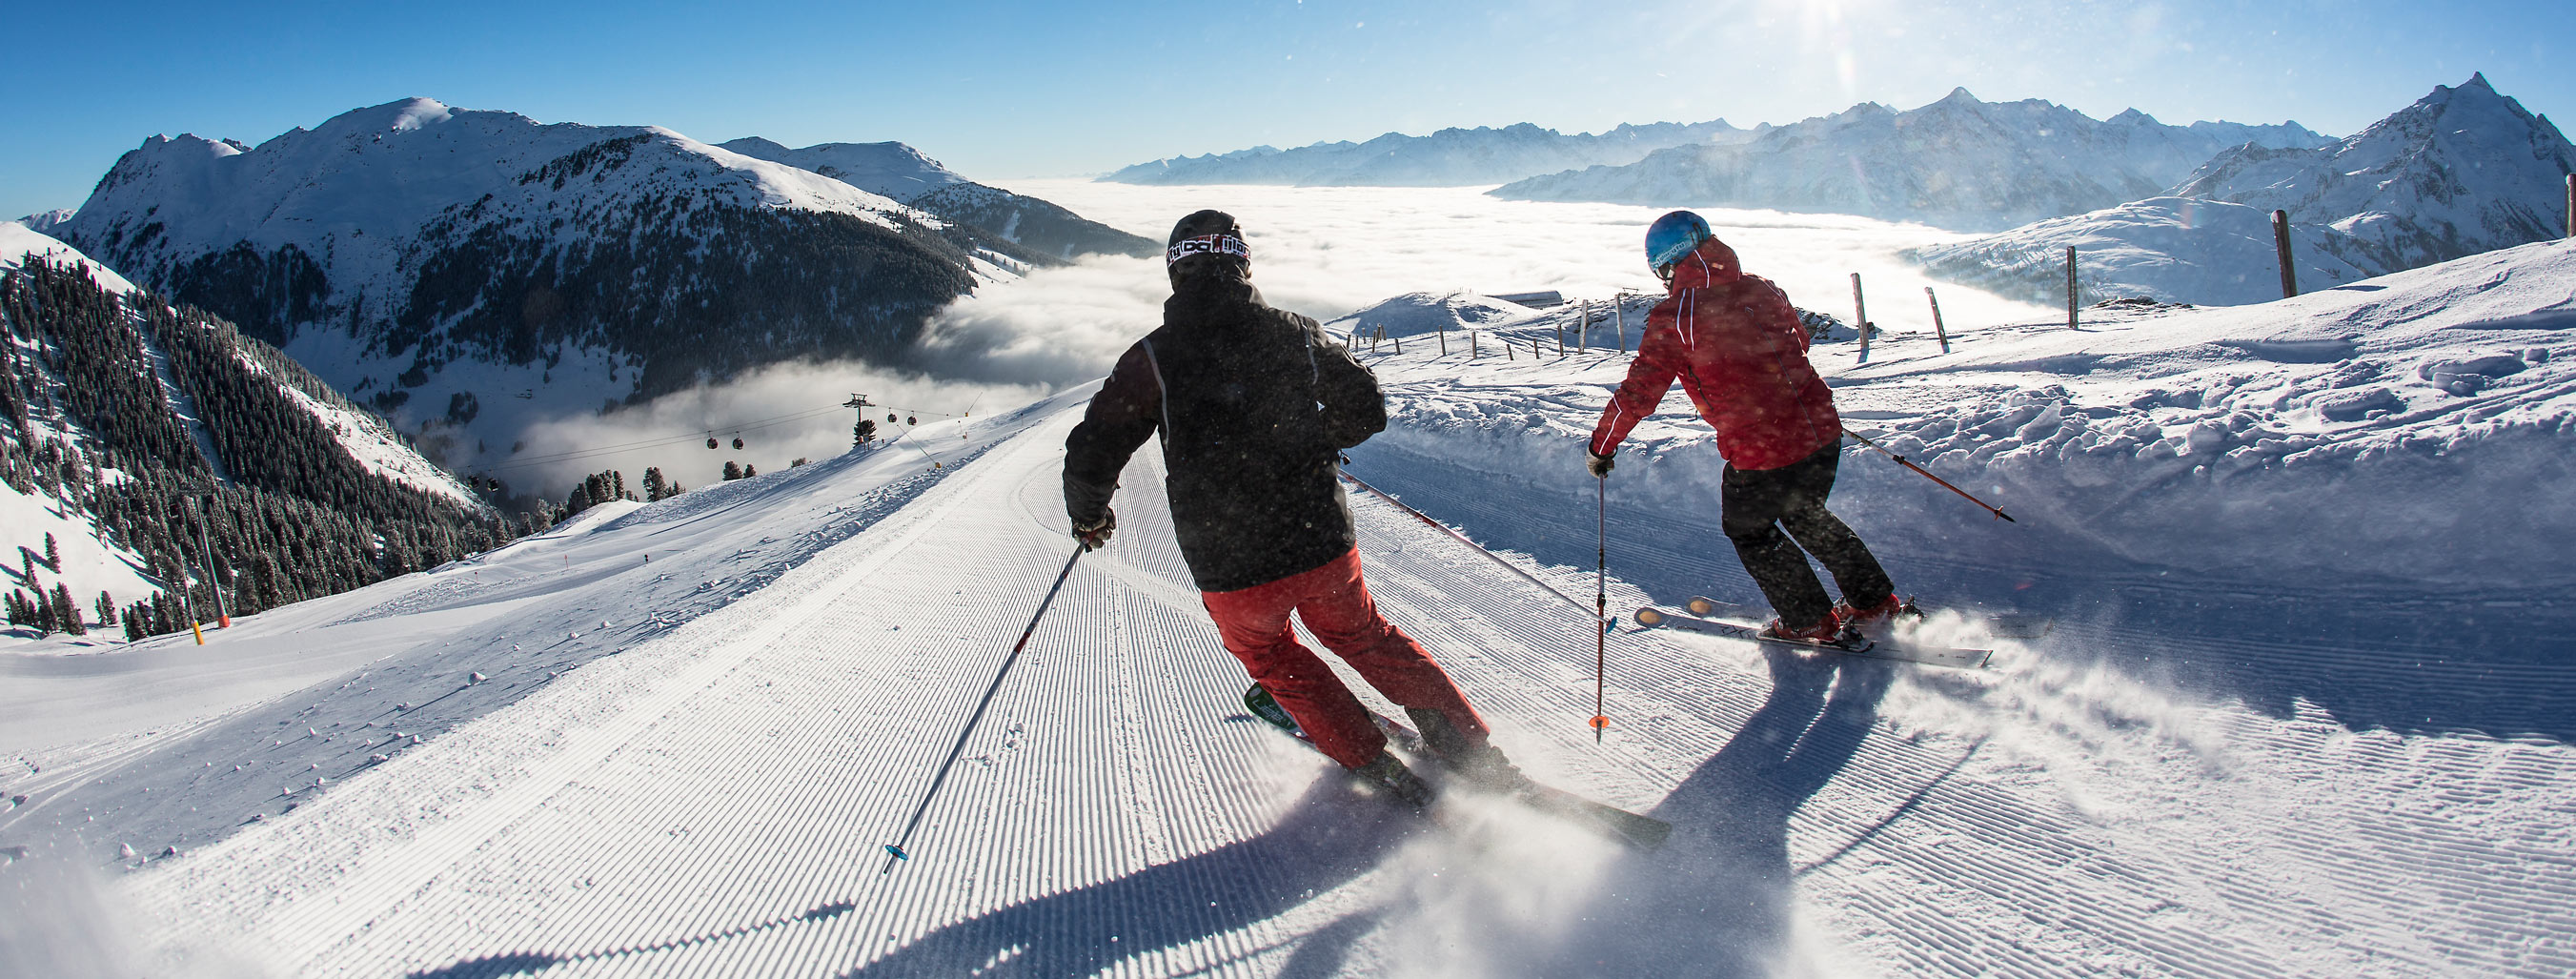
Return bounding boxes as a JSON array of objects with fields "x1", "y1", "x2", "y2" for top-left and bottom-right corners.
[{"x1": 1201, "y1": 548, "x2": 1489, "y2": 769}]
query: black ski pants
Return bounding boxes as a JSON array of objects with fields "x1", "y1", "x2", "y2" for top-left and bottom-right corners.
[{"x1": 1721, "y1": 439, "x2": 1894, "y2": 631}]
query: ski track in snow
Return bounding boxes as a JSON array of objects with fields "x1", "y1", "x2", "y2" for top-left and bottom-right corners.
[{"x1": 0, "y1": 374, "x2": 2567, "y2": 973}]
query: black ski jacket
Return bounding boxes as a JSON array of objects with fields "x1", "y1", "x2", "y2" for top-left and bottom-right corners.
[{"x1": 1064, "y1": 273, "x2": 1385, "y2": 592}]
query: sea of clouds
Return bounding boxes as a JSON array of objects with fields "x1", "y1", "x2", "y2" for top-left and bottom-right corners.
[{"x1": 510, "y1": 184, "x2": 2054, "y2": 497}]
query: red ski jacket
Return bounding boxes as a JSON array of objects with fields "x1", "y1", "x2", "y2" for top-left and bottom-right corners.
[{"x1": 1588, "y1": 238, "x2": 1841, "y2": 471}]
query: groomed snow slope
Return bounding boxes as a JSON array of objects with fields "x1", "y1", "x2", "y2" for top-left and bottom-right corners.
[{"x1": 4, "y1": 245, "x2": 2572, "y2": 975}]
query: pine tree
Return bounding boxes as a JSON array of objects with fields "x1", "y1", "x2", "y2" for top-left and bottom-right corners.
[
  {"x1": 642, "y1": 467, "x2": 666, "y2": 501},
  {"x1": 95, "y1": 590, "x2": 114, "y2": 626},
  {"x1": 722, "y1": 461, "x2": 743, "y2": 481},
  {"x1": 51, "y1": 582, "x2": 84, "y2": 636},
  {"x1": 43, "y1": 532, "x2": 58, "y2": 569},
  {"x1": 742, "y1": 463, "x2": 758, "y2": 479}
]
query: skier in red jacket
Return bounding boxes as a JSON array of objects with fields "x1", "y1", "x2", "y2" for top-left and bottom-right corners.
[{"x1": 1585, "y1": 212, "x2": 1900, "y2": 642}]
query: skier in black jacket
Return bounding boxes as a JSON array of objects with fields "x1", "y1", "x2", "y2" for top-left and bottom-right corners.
[{"x1": 1063, "y1": 210, "x2": 1512, "y2": 806}]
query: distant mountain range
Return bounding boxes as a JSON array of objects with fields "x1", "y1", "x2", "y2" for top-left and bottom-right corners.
[
  {"x1": 1490, "y1": 89, "x2": 2331, "y2": 229},
  {"x1": 1101, "y1": 120, "x2": 1763, "y2": 187},
  {"x1": 48, "y1": 98, "x2": 1148, "y2": 477},
  {"x1": 1911, "y1": 75, "x2": 2575, "y2": 305}
]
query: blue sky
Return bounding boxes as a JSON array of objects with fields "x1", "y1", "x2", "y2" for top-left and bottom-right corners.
[{"x1": 2, "y1": 0, "x2": 2568, "y2": 220}]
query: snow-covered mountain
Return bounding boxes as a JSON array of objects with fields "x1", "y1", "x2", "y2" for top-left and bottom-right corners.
[
  {"x1": 1102, "y1": 120, "x2": 1760, "y2": 187},
  {"x1": 719, "y1": 136, "x2": 1158, "y2": 260},
  {"x1": 2171, "y1": 73, "x2": 2575, "y2": 275},
  {"x1": 1491, "y1": 90, "x2": 2330, "y2": 230},
  {"x1": 0, "y1": 221, "x2": 499, "y2": 642},
  {"x1": 1912, "y1": 75, "x2": 2575, "y2": 305},
  {"x1": 51, "y1": 99, "x2": 1064, "y2": 476},
  {"x1": 13, "y1": 210, "x2": 75, "y2": 235},
  {"x1": 712, "y1": 137, "x2": 969, "y2": 199}
]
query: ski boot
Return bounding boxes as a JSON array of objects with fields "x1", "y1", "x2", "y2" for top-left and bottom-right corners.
[
  {"x1": 1351, "y1": 751, "x2": 1436, "y2": 808},
  {"x1": 1836, "y1": 594, "x2": 1922, "y2": 638},
  {"x1": 1759, "y1": 613, "x2": 1854, "y2": 645},
  {"x1": 1405, "y1": 708, "x2": 1529, "y2": 791}
]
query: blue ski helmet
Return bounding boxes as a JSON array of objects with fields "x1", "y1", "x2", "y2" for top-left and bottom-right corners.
[{"x1": 1644, "y1": 211, "x2": 1714, "y2": 278}]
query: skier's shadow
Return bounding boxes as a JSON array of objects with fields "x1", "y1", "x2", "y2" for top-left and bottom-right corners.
[
  {"x1": 840, "y1": 778, "x2": 1427, "y2": 978},
  {"x1": 1524, "y1": 646, "x2": 1899, "y2": 976},
  {"x1": 838, "y1": 649, "x2": 1890, "y2": 978}
]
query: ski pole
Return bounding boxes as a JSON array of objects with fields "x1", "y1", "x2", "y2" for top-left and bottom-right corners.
[
  {"x1": 1592, "y1": 474, "x2": 1609, "y2": 744},
  {"x1": 1842, "y1": 428, "x2": 2017, "y2": 523},
  {"x1": 1338, "y1": 469, "x2": 1599, "y2": 617},
  {"x1": 881, "y1": 543, "x2": 1085, "y2": 873}
]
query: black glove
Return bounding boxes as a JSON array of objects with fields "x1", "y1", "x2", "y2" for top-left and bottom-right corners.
[
  {"x1": 1073, "y1": 508, "x2": 1117, "y2": 551},
  {"x1": 1587, "y1": 451, "x2": 1615, "y2": 479}
]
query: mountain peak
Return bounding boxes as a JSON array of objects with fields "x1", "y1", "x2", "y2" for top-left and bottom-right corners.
[
  {"x1": 1940, "y1": 86, "x2": 1979, "y2": 105},
  {"x1": 334, "y1": 97, "x2": 457, "y2": 134}
]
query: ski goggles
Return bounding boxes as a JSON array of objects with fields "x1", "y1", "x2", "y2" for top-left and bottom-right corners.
[{"x1": 1166, "y1": 233, "x2": 1250, "y2": 266}]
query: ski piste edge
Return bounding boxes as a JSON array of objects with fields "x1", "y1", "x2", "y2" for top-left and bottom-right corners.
[
  {"x1": 1242, "y1": 685, "x2": 1672, "y2": 851},
  {"x1": 1633, "y1": 606, "x2": 1993, "y2": 670},
  {"x1": 1685, "y1": 595, "x2": 2054, "y2": 641}
]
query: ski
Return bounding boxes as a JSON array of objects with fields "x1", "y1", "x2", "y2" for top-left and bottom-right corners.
[
  {"x1": 1634, "y1": 605, "x2": 1992, "y2": 669},
  {"x1": 1687, "y1": 595, "x2": 2052, "y2": 640},
  {"x1": 1243, "y1": 685, "x2": 1671, "y2": 851}
]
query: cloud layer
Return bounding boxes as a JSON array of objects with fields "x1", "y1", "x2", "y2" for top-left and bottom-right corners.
[{"x1": 502, "y1": 184, "x2": 2054, "y2": 498}]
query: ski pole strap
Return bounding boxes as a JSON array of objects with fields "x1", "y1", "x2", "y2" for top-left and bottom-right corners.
[
  {"x1": 1841, "y1": 429, "x2": 2017, "y2": 523},
  {"x1": 881, "y1": 543, "x2": 1086, "y2": 874},
  {"x1": 1338, "y1": 468, "x2": 1595, "y2": 615}
]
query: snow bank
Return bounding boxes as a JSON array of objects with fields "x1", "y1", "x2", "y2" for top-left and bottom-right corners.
[{"x1": 1906, "y1": 197, "x2": 2373, "y2": 306}]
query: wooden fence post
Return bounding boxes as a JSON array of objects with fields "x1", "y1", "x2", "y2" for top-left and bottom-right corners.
[
  {"x1": 1577, "y1": 302, "x2": 1590, "y2": 350},
  {"x1": 1924, "y1": 286, "x2": 1950, "y2": 354},
  {"x1": 2566, "y1": 173, "x2": 2573, "y2": 238},
  {"x1": 1438, "y1": 323, "x2": 1448, "y2": 356},
  {"x1": 1851, "y1": 272, "x2": 1871, "y2": 363},
  {"x1": 2065, "y1": 246, "x2": 2079, "y2": 330},
  {"x1": 2273, "y1": 209, "x2": 2299, "y2": 298}
]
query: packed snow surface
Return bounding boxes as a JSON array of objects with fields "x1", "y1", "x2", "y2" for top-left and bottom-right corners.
[{"x1": 2, "y1": 235, "x2": 2570, "y2": 976}]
